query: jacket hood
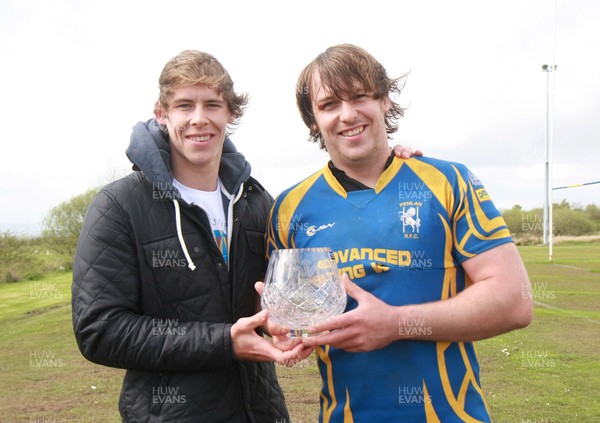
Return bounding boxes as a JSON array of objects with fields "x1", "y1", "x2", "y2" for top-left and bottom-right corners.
[{"x1": 126, "y1": 118, "x2": 252, "y2": 195}]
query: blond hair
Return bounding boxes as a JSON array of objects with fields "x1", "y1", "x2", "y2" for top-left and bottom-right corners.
[{"x1": 158, "y1": 50, "x2": 249, "y2": 130}]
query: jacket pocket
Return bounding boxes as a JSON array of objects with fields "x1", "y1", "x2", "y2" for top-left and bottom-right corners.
[
  {"x1": 244, "y1": 228, "x2": 266, "y2": 257},
  {"x1": 141, "y1": 234, "x2": 223, "y2": 304},
  {"x1": 119, "y1": 370, "x2": 171, "y2": 421},
  {"x1": 142, "y1": 233, "x2": 206, "y2": 272}
]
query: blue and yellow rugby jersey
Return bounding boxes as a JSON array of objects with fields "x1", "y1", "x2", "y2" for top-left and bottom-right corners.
[{"x1": 267, "y1": 156, "x2": 512, "y2": 422}]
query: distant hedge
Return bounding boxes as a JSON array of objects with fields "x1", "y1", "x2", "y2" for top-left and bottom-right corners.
[{"x1": 502, "y1": 201, "x2": 599, "y2": 242}]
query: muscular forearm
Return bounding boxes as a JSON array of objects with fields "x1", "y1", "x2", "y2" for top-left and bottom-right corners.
[
  {"x1": 396, "y1": 243, "x2": 532, "y2": 342},
  {"x1": 396, "y1": 276, "x2": 532, "y2": 342}
]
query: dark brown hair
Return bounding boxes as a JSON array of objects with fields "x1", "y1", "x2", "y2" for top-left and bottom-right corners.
[{"x1": 296, "y1": 44, "x2": 408, "y2": 149}]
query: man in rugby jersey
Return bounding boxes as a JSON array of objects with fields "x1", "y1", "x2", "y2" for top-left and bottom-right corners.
[{"x1": 266, "y1": 44, "x2": 533, "y2": 422}]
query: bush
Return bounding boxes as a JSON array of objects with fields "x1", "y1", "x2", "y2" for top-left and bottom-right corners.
[
  {"x1": 502, "y1": 205, "x2": 544, "y2": 242},
  {"x1": 553, "y1": 208, "x2": 596, "y2": 236},
  {"x1": 42, "y1": 187, "x2": 99, "y2": 258},
  {"x1": 502, "y1": 201, "x2": 598, "y2": 242},
  {"x1": 0, "y1": 232, "x2": 45, "y2": 282},
  {"x1": 502, "y1": 205, "x2": 525, "y2": 237},
  {"x1": 585, "y1": 204, "x2": 600, "y2": 231}
]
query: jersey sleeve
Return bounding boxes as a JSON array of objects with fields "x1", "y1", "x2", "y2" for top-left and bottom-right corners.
[
  {"x1": 266, "y1": 194, "x2": 289, "y2": 258},
  {"x1": 451, "y1": 164, "x2": 512, "y2": 263}
]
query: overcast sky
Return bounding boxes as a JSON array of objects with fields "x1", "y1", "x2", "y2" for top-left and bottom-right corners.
[{"x1": 1, "y1": 0, "x2": 599, "y2": 234}]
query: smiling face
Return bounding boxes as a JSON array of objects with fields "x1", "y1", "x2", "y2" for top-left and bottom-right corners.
[
  {"x1": 310, "y1": 72, "x2": 392, "y2": 180},
  {"x1": 156, "y1": 83, "x2": 234, "y2": 189}
]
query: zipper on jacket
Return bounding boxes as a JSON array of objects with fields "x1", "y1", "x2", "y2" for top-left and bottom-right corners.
[{"x1": 224, "y1": 182, "x2": 245, "y2": 271}]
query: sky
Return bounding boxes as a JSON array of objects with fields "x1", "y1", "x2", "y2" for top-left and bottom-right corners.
[{"x1": 1, "y1": 0, "x2": 599, "y2": 235}]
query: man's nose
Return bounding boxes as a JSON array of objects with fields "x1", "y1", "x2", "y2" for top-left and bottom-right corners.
[
  {"x1": 191, "y1": 107, "x2": 208, "y2": 125},
  {"x1": 339, "y1": 101, "x2": 358, "y2": 122}
]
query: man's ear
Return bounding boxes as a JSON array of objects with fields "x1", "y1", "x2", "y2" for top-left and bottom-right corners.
[
  {"x1": 154, "y1": 100, "x2": 166, "y2": 124},
  {"x1": 382, "y1": 96, "x2": 391, "y2": 113}
]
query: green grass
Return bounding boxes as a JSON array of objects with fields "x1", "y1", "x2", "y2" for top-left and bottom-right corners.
[
  {"x1": 1, "y1": 243, "x2": 599, "y2": 422},
  {"x1": 475, "y1": 243, "x2": 600, "y2": 422},
  {"x1": 0, "y1": 272, "x2": 123, "y2": 422}
]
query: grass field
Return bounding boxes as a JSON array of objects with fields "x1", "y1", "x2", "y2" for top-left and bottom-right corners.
[{"x1": 0, "y1": 242, "x2": 598, "y2": 422}]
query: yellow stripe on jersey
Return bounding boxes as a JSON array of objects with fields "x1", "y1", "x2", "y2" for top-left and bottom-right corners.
[
  {"x1": 344, "y1": 388, "x2": 354, "y2": 423},
  {"x1": 448, "y1": 166, "x2": 509, "y2": 258},
  {"x1": 423, "y1": 381, "x2": 442, "y2": 422},
  {"x1": 441, "y1": 266, "x2": 458, "y2": 302},
  {"x1": 450, "y1": 165, "x2": 473, "y2": 257},
  {"x1": 272, "y1": 169, "x2": 324, "y2": 249},
  {"x1": 437, "y1": 342, "x2": 488, "y2": 422},
  {"x1": 467, "y1": 183, "x2": 510, "y2": 239},
  {"x1": 322, "y1": 165, "x2": 348, "y2": 198},
  {"x1": 375, "y1": 156, "x2": 404, "y2": 193},
  {"x1": 317, "y1": 345, "x2": 339, "y2": 423},
  {"x1": 405, "y1": 158, "x2": 456, "y2": 215},
  {"x1": 439, "y1": 216, "x2": 456, "y2": 290},
  {"x1": 471, "y1": 341, "x2": 492, "y2": 417},
  {"x1": 452, "y1": 165, "x2": 507, "y2": 237}
]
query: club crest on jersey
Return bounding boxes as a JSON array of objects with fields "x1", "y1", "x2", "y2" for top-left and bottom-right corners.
[{"x1": 399, "y1": 204, "x2": 421, "y2": 237}]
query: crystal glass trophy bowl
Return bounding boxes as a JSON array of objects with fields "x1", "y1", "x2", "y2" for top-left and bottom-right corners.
[{"x1": 261, "y1": 247, "x2": 347, "y2": 337}]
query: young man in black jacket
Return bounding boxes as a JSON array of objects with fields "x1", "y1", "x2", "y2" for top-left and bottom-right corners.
[{"x1": 72, "y1": 50, "x2": 305, "y2": 423}]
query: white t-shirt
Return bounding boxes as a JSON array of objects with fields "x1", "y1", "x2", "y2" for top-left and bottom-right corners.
[{"x1": 173, "y1": 179, "x2": 228, "y2": 263}]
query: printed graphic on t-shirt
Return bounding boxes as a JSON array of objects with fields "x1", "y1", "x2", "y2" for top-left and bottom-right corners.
[{"x1": 214, "y1": 229, "x2": 228, "y2": 264}]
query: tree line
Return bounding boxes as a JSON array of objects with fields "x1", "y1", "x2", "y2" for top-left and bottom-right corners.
[
  {"x1": 1, "y1": 188, "x2": 98, "y2": 282},
  {"x1": 502, "y1": 200, "x2": 600, "y2": 243},
  {"x1": 1, "y1": 189, "x2": 599, "y2": 283}
]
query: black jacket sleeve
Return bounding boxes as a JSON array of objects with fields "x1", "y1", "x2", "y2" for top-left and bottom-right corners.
[{"x1": 71, "y1": 189, "x2": 234, "y2": 372}]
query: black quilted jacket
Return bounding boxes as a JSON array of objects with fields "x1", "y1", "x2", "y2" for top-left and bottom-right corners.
[{"x1": 72, "y1": 119, "x2": 289, "y2": 422}]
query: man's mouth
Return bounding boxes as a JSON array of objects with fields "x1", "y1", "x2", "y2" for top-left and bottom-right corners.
[
  {"x1": 340, "y1": 126, "x2": 365, "y2": 137},
  {"x1": 187, "y1": 135, "x2": 211, "y2": 142}
]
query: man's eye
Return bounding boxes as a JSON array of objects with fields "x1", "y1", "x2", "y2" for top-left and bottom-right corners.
[{"x1": 319, "y1": 101, "x2": 335, "y2": 111}]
